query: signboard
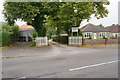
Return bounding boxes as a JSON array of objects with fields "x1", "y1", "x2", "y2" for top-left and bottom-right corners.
[
  {"x1": 72, "y1": 27, "x2": 78, "y2": 32},
  {"x1": 35, "y1": 37, "x2": 48, "y2": 46},
  {"x1": 69, "y1": 37, "x2": 82, "y2": 45}
]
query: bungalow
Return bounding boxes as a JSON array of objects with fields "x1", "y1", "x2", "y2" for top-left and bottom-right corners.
[
  {"x1": 19, "y1": 25, "x2": 36, "y2": 42},
  {"x1": 106, "y1": 25, "x2": 120, "y2": 38},
  {"x1": 80, "y1": 23, "x2": 110, "y2": 39}
]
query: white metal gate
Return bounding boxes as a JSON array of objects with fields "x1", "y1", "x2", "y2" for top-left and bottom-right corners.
[
  {"x1": 35, "y1": 37, "x2": 48, "y2": 46},
  {"x1": 69, "y1": 37, "x2": 82, "y2": 45}
]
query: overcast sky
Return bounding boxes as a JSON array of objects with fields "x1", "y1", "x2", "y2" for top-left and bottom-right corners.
[{"x1": 0, "y1": 0, "x2": 119, "y2": 27}]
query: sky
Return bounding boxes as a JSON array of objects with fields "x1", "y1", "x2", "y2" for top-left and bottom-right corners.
[{"x1": 0, "y1": 0, "x2": 119, "y2": 27}]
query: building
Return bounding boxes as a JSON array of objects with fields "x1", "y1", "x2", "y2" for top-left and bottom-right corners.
[
  {"x1": 80, "y1": 23, "x2": 110, "y2": 39},
  {"x1": 19, "y1": 25, "x2": 36, "y2": 42},
  {"x1": 106, "y1": 25, "x2": 120, "y2": 38}
]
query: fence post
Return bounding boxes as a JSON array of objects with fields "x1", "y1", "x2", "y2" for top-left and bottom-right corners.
[
  {"x1": 82, "y1": 37, "x2": 85, "y2": 45},
  {"x1": 105, "y1": 38, "x2": 108, "y2": 45}
]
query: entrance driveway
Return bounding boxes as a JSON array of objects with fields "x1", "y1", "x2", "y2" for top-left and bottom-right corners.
[{"x1": 2, "y1": 42, "x2": 118, "y2": 58}]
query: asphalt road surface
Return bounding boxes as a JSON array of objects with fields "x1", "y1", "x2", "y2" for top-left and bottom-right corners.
[{"x1": 2, "y1": 42, "x2": 118, "y2": 78}]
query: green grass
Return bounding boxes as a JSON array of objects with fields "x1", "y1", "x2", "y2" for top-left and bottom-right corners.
[
  {"x1": 0, "y1": 46, "x2": 9, "y2": 51},
  {"x1": 0, "y1": 48, "x2": 2, "y2": 51}
]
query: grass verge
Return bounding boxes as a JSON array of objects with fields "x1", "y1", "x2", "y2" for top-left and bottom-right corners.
[
  {"x1": 68, "y1": 44, "x2": 119, "y2": 48},
  {"x1": 0, "y1": 46, "x2": 9, "y2": 51}
]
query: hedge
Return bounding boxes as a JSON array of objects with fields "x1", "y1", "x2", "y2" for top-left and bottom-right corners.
[
  {"x1": 52, "y1": 36, "x2": 68, "y2": 44},
  {"x1": 0, "y1": 25, "x2": 20, "y2": 47},
  {"x1": 0, "y1": 31, "x2": 11, "y2": 47}
]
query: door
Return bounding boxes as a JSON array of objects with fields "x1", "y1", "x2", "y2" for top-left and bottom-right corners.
[{"x1": 94, "y1": 33, "x2": 97, "y2": 39}]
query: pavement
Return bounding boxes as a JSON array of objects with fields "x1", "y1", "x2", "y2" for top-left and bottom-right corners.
[{"x1": 2, "y1": 42, "x2": 119, "y2": 78}]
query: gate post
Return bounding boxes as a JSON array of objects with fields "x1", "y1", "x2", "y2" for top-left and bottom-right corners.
[
  {"x1": 82, "y1": 37, "x2": 85, "y2": 45},
  {"x1": 105, "y1": 38, "x2": 108, "y2": 45}
]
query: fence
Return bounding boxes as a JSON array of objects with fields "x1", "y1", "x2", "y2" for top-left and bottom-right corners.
[
  {"x1": 84, "y1": 39, "x2": 119, "y2": 45},
  {"x1": 69, "y1": 37, "x2": 82, "y2": 45},
  {"x1": 68, "y1": 38, "x2": 119, "y2": 45},
  {"x1": 35, "y1": 37, "x2": 48, "y2": 46}
]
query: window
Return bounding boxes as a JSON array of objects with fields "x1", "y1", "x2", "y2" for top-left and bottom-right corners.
[
  {"x1": 115, "y1": 34, "x2": 117, "y2": 37},
  {"x1": 99, "y1": 32, "x2": 106, "y2": 38},
  {"x1": 85, "y1": 34, "x2": 87, "y2": 37},
  {"x1": 84, "y1": 32, "x2": 91, "y2": 38}
]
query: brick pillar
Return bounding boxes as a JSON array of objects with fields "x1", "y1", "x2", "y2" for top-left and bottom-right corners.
[
  {"x1": 82, "y1": 38, "x2": 85, "y2": 45},
  {"x1": 105, "y1": 38, "x2": 108, "y2": 45}
]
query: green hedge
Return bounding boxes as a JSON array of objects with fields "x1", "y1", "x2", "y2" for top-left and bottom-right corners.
[
  {"x1": 11, "y1": 26, "x2": 19, "y2": 42},
  {"x1": 0, "y1": 25, "x2": 20, "y2": 47},
  {"x1": 0, "y1": 31, "x2": 11, "y2": 46},
  {"x1": 52, "y1": 36, "x2": 68, "y2": 44}
]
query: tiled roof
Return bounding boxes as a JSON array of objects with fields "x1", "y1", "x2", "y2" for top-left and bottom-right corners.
[
  {"x1": 106, "y1": 26, "x2": 120, "y2": 33},
  {"x1": 19, "y1": 25, "x2": 34, "y2": 30},
  {"x1": 80, "y1": 23, "x2": 109, "y2": 32}
]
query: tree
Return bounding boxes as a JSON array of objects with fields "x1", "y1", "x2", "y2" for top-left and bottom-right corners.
[
  {"x1": 3, "y1": 2, "x2": 109, "y2": 37},
  {"x1": 111, "y1": 24, "x2": 119, "y2": 26},
  {"x1": 97, "y1": 24, "x2": 104, "y2": 27},
  {"x1": 59, "y1": 2, "x2": 109, "y2": 36},
  {"x1": 0, "y1": 23, "x2": 11, "y2": 31},
  {"x1": 32, "y1": 32, "x2": 38, "y2": 38},
  {"x1": 3, "y1": 2, "x2": 48, "y2": 37},
  {"x1": 45, "y1": 2, "x2": 63, "y2": 41}
]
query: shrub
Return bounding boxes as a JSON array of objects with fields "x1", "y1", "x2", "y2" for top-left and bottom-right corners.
[
  {"x1": 78, "y1": 29, "x2": 83, "y2": 36},
  {"x1": 103, "y1": 36, "x2": 106, "y2": 39},
  {"x1": 0, "y1": 24, "x2": 11, "y2": 32},
  {"x1": 32, "y1": 32, "x2": 38, "y2": 38},
  {"x1": 0, "y1": 31, "x2": 11, "y2": 46},
  {"x1": 11, "y1": 26, "x2": 19, "y2": 42},
  {"x1": 0, "y1": 24, "x2": 20, "y2": 47},
  {"x1": 89, "y1": 35, "x2": 92, "y2": 39},
  {"x1": 31, "y1": 42, "x2": 36, "y2": 46}
]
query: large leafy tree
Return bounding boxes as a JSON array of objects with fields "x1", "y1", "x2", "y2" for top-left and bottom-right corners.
[
  {"x1": 3, "y1": 2, "x2": 109, "y2": 37},
  {"x1": 59, "y1": 2, "x2": 109, "y2": 35},
  {"x1": 3, "y1": 2, "x2": 48, "y2": 36},
  {"x1": 45, "y1": 2, "x2": 109, "y2": 36}
]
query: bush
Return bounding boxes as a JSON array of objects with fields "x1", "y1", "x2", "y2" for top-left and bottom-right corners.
[
  {"x1": 89, "y1": 35, "x2": 92, "y2": 39},
  {"x1": 32, "y1": 32, "x2": 38, "y2": 38},
  {"x1": 0, "y1": 31, "x2": 11, "y2": 46},
  {"x1": 103, "y1": 36, "x2": 106, "y2": 39},
  {"x1": 78, "y1": 29, "x2": 83, "y2": 36},
  {"x1": 0, "y1": 25, "x2": 20, "y2": 47},
  {"x1": 0, "y1": 24, "x2": 11, "y2": 32},
  {"x1": 11, "y1": 26, "x2": 19, "y2": 42},
  {"x1": 31, "y1": 42, "x2": 36, "y2": 46}
]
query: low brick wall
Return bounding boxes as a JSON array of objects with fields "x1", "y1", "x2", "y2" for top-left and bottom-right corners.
[{"x1": 84, "y1": 39, "x2": 119, "y2": 45}]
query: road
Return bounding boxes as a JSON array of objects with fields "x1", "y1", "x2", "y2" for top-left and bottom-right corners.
[{"x1": 2, "y1": 42, "x2": 118, "y2": 78}]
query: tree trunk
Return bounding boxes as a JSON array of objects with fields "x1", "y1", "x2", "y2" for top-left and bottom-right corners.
[
  {"x1": 57, "y1": 27, "x2": 60, "y2": 42},
  {"x1": 32, "y1": 14, "x2": 46, "y2": 37}
]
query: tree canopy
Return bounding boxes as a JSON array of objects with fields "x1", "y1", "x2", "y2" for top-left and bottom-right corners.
[{"x1": 3, "y1": 2, "x2": 110, "y2": 37}]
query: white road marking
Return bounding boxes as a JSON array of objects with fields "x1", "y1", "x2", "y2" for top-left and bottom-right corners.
[
  {"x1": 20, "y1": 77, "x2": 26, "y2": 78},
  {"x1": 69, "y1": 60, "x2": 119, "y2": 71}
]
